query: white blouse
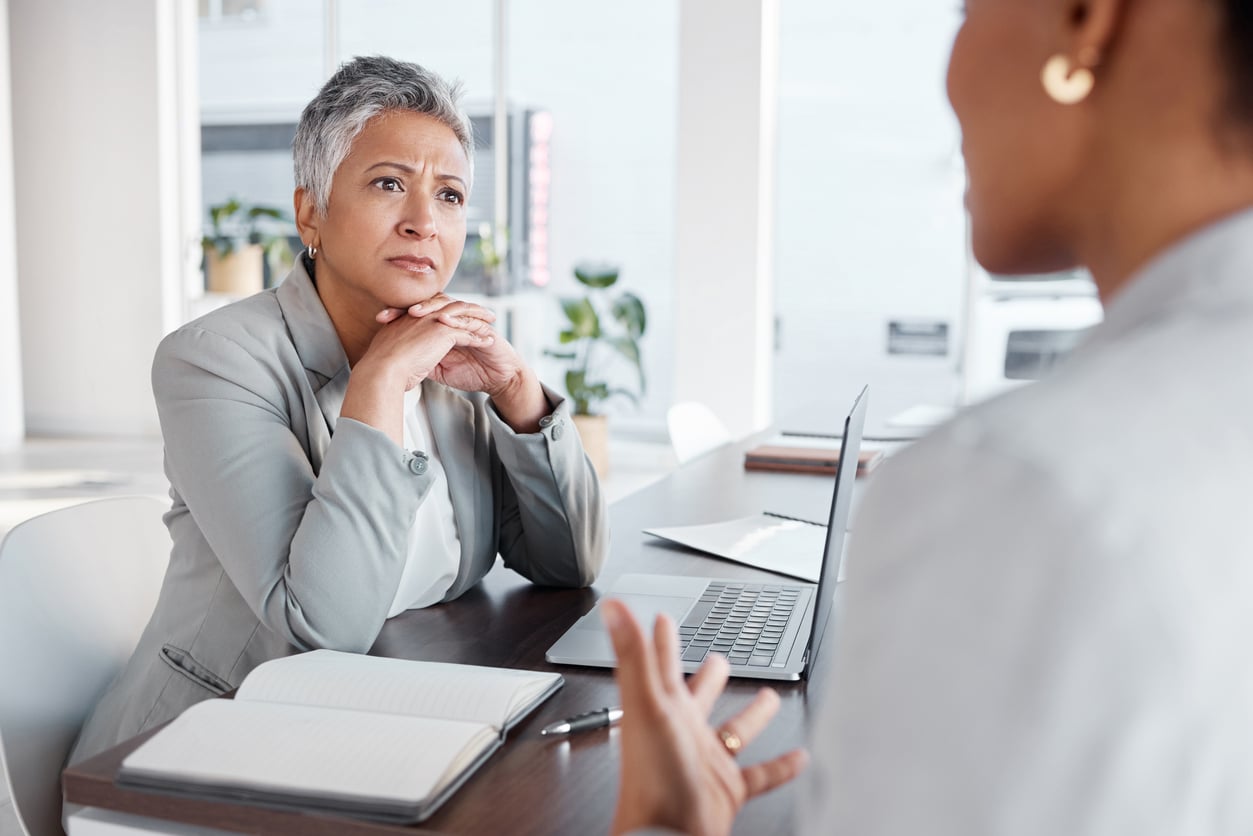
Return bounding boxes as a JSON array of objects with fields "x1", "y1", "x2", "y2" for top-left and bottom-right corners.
[{"x1": 386, "y1": 385, "x2": 462, "y2": 616}]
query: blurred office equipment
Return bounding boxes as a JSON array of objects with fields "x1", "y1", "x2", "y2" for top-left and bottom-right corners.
[
  {"x1": 960, "y1": 267, "x2": 1104, "y2": 405},
  {"x1": 0, "y1": 497, "x2": 168, "y2": 836}
]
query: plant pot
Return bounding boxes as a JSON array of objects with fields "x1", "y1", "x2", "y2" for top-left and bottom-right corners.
[
  {"x1": 205, "y1": 244, "x2": 264, "y2": 296},
  {"x1": 572, "y1": 413, "x2": 610, "y2": 479}
]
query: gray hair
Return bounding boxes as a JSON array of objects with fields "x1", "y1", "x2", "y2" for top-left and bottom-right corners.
[{"x1": 293, "y1": 56, "x2": 475, "y2": 216}]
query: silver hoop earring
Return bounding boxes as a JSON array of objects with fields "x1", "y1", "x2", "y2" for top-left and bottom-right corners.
[{"x1": 308, "y1": 245, "x2": 318, "y2": 258}]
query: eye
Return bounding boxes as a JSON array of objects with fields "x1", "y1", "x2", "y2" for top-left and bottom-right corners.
[
  {"x1": 373, "y1": 176, "x2": 403, "y2": 192},
  {"x1": 438, "y1": 187, "x2": 465, "y2": 206}
]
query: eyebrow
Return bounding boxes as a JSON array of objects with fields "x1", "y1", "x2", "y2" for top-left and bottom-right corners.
[{"x1": 364, "y1": 161, "x2": 467, "y2": 190}]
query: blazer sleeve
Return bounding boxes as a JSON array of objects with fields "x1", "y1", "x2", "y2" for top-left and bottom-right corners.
[
  {"x1": 152, "y1": 326, "x2": 429, "y2": 653},
  {"x1": 486, "y1": 385, "x2": 608, "y2": 587}
]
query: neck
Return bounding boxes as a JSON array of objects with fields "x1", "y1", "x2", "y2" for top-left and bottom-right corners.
[
  {"x1": 1065, "y1": 1, "x2": 1253, "y2": 303},
  {"x1": 1073, "y1": 133, "x2": 1253, "y2": 304},
  {"x1": 312, "y1": 263, "x2": 381, "y2": 367}
]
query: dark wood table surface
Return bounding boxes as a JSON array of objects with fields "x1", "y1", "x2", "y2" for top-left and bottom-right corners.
[{"x1": 64, "y1": 437, "x2": 855, "y2": 835}]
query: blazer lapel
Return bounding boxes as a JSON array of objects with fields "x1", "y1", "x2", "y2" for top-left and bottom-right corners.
[{"x1": 274, "y1": 258, "x2": 351, "y2": 437}]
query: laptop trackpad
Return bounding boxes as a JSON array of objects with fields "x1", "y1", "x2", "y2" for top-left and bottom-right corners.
[
  {"x1": 608, "y1": 592, "x2": 698, "y2": 626},
  {"x1": 547, "y1": 593, "x2": 697, "y2": 667}
]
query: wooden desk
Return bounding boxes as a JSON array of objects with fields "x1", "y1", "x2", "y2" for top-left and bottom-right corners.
[{"x1": 64, "y1": 440, "x2": 849, "y2": 835}]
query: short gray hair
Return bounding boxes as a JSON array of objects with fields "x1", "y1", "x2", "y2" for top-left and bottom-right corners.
[{"x1": 293, "y1": 56, "x2": 475, "y2": 216}]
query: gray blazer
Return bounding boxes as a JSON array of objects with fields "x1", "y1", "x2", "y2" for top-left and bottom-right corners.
[{"x1": 70, "y1": 260, "x2": 607, "y2": 764}]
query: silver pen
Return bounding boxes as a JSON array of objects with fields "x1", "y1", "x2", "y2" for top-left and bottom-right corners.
[{"x1": 540, "y1": 706, "x2": 624, "y2": 736}]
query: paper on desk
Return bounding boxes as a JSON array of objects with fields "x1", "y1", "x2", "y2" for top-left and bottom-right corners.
[{"x1": 644, "y1": 514, "x2": 847, "y2": 584}]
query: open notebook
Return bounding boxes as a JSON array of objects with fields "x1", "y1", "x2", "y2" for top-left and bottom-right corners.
[{"x1": 117, "y1": 650, "x2": 563, "y2": 823}]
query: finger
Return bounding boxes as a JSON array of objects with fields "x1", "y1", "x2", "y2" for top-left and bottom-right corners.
[
  {"x1": 741, "y1": 749, "x2": 809, "y2": 800},
  {"x1": 652, "y1": 614, "x2": 684, "y2": 693},
  {"x1": 434, "y1": 303, "x2": 496, "y2": 324},
  {"x1": 407, "y1": 294, "x2": 456, "y2": 316},
  {"x1": 721, "y1": 688, "x2": 782, "y2": 748},
  {"x1": 440, "y1": 314, "x2": 496, "y2": 336},
  {"x1": 602, "y1": 599, "x2": 663, "y2": 708},
  {"x1": 688, "y1": 654, "x2": 730, "y2": 716},
  {"x1": 376, "y1": 307, "x2": 406, "y2": 324},
  {"x1": 449, "y1": 328, "x2": 495, "y2": 347}
]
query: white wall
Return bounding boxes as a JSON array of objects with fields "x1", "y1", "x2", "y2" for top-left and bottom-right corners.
[
  {"x1": 0, "y1": 0, "x2": 23, "y2": 450},
  {"x1": 10, "y1": 0, "x2": 198, "y2": 436},
  {"x1": 674, "y1": 0, "x2": 779, "y2": 439}
]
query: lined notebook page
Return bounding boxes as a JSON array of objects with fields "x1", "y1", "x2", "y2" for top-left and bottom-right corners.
[
  {"x1": 122, "y1": 699, "x2": 496, "y2": 805},
  {"x1": 235, "y1": 650, "x2": 557, "y2": 730}
]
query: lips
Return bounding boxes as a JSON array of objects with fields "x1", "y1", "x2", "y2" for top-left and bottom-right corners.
[{"x1": 387, "y1": 255, "x2": 436, "y2": 274}]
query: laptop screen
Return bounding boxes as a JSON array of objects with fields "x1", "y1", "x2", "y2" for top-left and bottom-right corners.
[{"x1": 802, "y1": 385, "x2": 868, "y2": 680}]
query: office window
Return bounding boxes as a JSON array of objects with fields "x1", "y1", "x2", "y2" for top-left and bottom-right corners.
[
  {"x1": 197, "y1": 1, "x2": 676, "y2": 428},
  {"x1": 774, "y1": 2, "x2": 967, "y2": 424}
]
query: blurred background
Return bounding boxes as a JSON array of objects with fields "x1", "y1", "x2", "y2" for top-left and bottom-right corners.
[{"x1": 0, "y1": 0, "x2": 1102, "y2": 505}]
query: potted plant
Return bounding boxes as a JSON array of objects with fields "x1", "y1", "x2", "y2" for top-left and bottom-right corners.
[
  {"x1": 202, "y1": 198, "x2": 295, "y2": 295},
  {"x1": 545, "y1": 262, "x2": 647, "y2": 477}
]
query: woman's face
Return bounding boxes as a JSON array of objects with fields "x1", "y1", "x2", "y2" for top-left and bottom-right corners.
[
  {"x1": 310, "y1": 110, "x2": 470, "y2": 311},
  {"x1": 947, "y1": 0, "x2": 1087, "y2": 274}
]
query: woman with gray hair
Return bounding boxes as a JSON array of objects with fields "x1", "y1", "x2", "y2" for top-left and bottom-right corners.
[{"x1": 68, "y1": 55, "x2": 607, "y2": 764}]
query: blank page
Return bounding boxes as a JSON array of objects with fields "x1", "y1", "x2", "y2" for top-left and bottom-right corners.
[
  {"x1": 236, "y1": 650, "x2": 559, "y2": 730},
  {"x1": 121, "y1": 699, "x2": 496, "y2": 807}
]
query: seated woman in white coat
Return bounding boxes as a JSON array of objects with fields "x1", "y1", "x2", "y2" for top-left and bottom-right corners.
[{"x1": 70, "y1": 56, "x2": 607, "y2": 765}]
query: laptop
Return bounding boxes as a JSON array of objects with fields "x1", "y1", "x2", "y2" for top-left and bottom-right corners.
[{"x1": 546, "y1": 385, "x2": 869, "y2": 681}]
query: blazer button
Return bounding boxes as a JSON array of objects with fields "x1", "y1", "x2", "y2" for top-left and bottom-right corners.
[
  {"x1": 551, "y1": 422, "x2": 564, "y2": 441},
  {"x1": 538, "y1": 414, "x2": 555, "y2": 428},
  {"x1": 408, "y1": 452, "x2": 429, "y2": 475}
]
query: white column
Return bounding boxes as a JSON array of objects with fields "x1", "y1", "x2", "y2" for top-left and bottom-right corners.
[
  {"x1": 10, "y1": 0, "x2": 199, "y2": 437},
  {"x1": 0, "y1": 0, "x2": 23, "y2": 450},
  {"x1": 674, "y1": 0, "x2": 779, "y2": 438}
]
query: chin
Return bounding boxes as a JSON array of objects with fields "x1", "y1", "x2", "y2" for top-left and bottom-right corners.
[{"x1": 971, "y1": 223, "x2": 1077, "y2": 278}]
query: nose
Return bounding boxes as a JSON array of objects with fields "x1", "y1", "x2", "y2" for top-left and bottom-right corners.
[{"x1": 400, "y1": 195, "x2": 437, "y2": 240}]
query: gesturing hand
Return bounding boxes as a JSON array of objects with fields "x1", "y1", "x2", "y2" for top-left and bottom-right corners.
[{"x1": 602, "y1": 599, "x2": 809, "y2": 836}]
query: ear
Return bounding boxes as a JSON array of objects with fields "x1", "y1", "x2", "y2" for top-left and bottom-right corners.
[
  {"x1": 1060, "y1": 0, "x2": 1130, "y2": 67},
  {"x1": 293, "y1": 187, "x2": 321, "y2": 249}
]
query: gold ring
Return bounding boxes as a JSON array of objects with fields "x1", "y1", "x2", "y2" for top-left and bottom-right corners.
[{"x1": 718, "y1": 728, "x2": 743, "y2": 755}]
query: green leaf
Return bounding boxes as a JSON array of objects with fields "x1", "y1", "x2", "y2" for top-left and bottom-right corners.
[
  {"x1": 558, "y1": 330, "x2": 581, "y2": 344},
  {"x1": 247, "y1": 206, "x2": 286, "y2": 221},
  {"x1": 611, "y1": 292, "x2": 647, "y2": 339},
  {"x1": 607, "y1": 337, "x2": 647, "y2": 394},
  {"x1": 606, "y1": 336, "x2": 640, "y2": 368},
  {"x1": 210, "y1": 198, "x2": 241, "y2": 230},
  {"x1": 543, "y1": 349, "x2": 578, "y2": 360},
  {"x1": 560, "y1": 298, "x2": 601, "y2": 338},
  {"x1": 574, "y1": 263, "x2": 619, "y2": 289}
]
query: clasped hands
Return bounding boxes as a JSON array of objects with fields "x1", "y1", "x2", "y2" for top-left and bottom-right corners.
[
  {"x1": 351, "y1": 293, "x2": 548, "y2": 435},
  {"x1": 369, "y1": 294, "x2": 519, "y2": 398}
]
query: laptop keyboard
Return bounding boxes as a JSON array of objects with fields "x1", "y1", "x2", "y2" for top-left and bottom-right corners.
[{"x1": 677, "y1": 582, "x2": 800, "y2": 667}]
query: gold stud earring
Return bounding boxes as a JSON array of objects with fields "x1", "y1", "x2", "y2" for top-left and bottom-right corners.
[{"x1": 1041, "y1": 54, "x2": 1095, "y2": 105}]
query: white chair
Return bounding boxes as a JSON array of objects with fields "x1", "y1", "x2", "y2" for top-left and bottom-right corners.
[
  {"x1": 666, "y1": 402, "x2": 733, "y2": 464},
  {"x1": 0, "y1": 497, "x2": 169, "y2": 836}
]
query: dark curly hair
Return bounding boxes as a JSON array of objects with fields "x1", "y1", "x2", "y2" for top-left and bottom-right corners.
[{"x1": 1218, "y1": 0, "x2": 1253, "y2": 128}]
